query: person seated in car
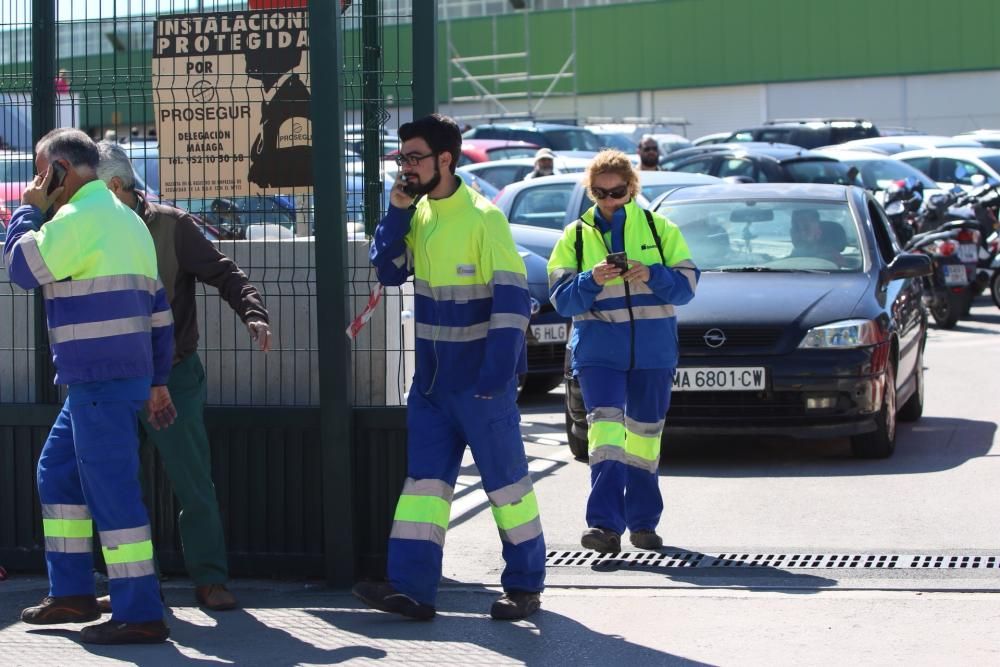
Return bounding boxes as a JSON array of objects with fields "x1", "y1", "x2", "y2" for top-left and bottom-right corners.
[{"x1": 789, "y1": 209, "x2": 845, "y2": 266}]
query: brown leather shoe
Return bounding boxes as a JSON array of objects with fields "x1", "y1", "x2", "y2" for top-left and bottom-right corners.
[
  {"x1": 195, "y1": 584, "x2": 238, "y2": 611},
  {"x1": 96, "y1": 594, "x2": 112, "y2": 614},
  {"x1": 80, "y1": 619, "x2": 170, "y2": 644},
  {"x1": 20, "y1": 595, "x2": 100, "y2": 625}
]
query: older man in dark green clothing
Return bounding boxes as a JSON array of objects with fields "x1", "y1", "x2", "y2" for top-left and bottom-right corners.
[{"x1": 96, "y1": 141, "x2": 271, "y2": 612}]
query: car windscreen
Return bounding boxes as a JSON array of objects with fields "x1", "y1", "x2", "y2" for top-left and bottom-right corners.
[
  {"x1": 659, "y1": 199, "x2": 862, "y2": 272},
  {"x1": 978, "y1": 155, "x2": 1000, "y2": 175},
  {"x1": 546, "y1": 130, "x2": 602, "y2": 152},
  {"x1": 783, "y1": 159, "x2": 859, "y2": 185},
  {"x1": 849, "y1": 159, "x2": 938, "y2": 191},
  {"x1": 593, "y1": 132, "x2": 634, "y2": 152}
]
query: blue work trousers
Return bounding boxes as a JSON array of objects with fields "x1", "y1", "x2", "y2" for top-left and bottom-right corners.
[
  {"x1": 578, "y1": 366, "x2": 672, "y2": 536},
  {"x1": 37, "y1": 384, "x2": 163, "y2": 623},
  {"x1": 388, "y1": 380, "x2": 546, "y2": 606}
]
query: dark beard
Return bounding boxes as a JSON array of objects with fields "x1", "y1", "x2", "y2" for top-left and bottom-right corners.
[
  {"x1": 413, "y1": 161, "x2": 442, "y2": 196},
  {"x1": 640, "y1": 154, "x2": 659, "y2": 167}
]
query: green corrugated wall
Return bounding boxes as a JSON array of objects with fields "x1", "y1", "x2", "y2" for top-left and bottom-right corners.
[{"x1": 8, "y1": 0, "x2": 1000, "y2": 128}]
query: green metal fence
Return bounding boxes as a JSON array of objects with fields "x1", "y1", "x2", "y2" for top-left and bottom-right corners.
[{"x1": 0, "y1": 0, "x2": 428, "y2": 585}]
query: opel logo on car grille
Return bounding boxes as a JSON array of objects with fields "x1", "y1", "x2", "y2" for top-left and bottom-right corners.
[
  {"x1": 703, "y1": 328, "x2": 726, "y2": 348},
  {"x1": 530, "y1": 297, "x2": 541, "y2": 316}
]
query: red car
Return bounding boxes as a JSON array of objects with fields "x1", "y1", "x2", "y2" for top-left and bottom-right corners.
[{"x1": 458, "y1": 139, "x2": 539, "y2": 166}]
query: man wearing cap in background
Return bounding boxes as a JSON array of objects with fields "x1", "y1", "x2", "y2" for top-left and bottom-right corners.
[{"x1": 523, "y1": 147, "x2": 559, "y2": 180}]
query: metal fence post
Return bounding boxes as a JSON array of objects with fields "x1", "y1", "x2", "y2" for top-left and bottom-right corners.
[
  {"x1": 361, "y1": 0, "x2": 382, "y2": 235},
  {"x1": 30, "y1": 0, "x2": 58, "y2": 404},
  {"x1": 412, "y1": 3, "x2": 438, "y2": 118},
  {"x1": 309, "y1": 0, "x2": 354, "y2": 587}
]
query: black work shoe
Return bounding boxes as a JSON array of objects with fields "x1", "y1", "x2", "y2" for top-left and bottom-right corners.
[
  {"x1": 20, "y1": 595, "x2": 100, "y2": 625},
  {"x1": 581, "y1": 527, "x2": 621, "y2": 553},
  {"x1": 352, "y1": 581, "x2": 436, "y2": 621},
  {"x1": 490, "y1": 591, "x2": 541, "y2": 621},
  {"x1": 80, "y1": 619, "x2": 170, "y2": 645},
  {"x1": 629, "y1": 530, "x2": 663, "y2": 550}
]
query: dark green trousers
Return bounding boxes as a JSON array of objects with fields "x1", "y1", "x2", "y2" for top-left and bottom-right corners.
[{"x1": 141, "y1": 353, "x2": 228, "y2": 585}]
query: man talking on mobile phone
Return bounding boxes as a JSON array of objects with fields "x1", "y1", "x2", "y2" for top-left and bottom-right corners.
[
  {"x1": 5, "y1": 128, "x2": 176, "y2": 644},
  {"x1": 356, "y1": 114, "x2": 546, "y2": 622}
]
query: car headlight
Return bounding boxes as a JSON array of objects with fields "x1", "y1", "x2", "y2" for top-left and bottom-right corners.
[{"x1": 798, "y1": 319, "x2": 881, "y2": 349}]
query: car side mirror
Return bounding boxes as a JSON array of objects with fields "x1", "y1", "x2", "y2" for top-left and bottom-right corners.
[{"x1": 883, "y1": 252, "x2": 932, "y2": 281}]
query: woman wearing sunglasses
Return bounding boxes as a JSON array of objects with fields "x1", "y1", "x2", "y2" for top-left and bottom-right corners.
[{"x1": 546, "y1": 150, "x2": 700, "y2": 553}]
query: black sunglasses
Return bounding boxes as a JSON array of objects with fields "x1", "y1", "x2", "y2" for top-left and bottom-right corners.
[
  {"x1": 394, "y1": 151, "x2": 436, "y2": 167},
  {"x1": 592, "y1": 185, "x2": 629, "y2": 200}
]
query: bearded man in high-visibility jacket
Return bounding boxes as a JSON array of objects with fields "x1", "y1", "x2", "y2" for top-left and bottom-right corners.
[{"x1": 354, "y1": 114, "x2": 545, "y2": 622}]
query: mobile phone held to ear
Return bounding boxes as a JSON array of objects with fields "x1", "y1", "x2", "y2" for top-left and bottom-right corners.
[
  {"x1": 606, "y1": 251, "x2": 629, "y2": 273},
  {"x1": 47, "y1": 162, "x2": 67, "y2": 196},
  {"x1": 401, "y1": 181, "x2": 419, "y2": 197}
]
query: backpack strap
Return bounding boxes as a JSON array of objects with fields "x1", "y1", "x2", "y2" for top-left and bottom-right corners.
[
  {"x1": 574, "y1": 217, "x2": 584, "y2": 273},
  {"x1": 644, "y1": 208, "x2": 666, "y2": 265}
]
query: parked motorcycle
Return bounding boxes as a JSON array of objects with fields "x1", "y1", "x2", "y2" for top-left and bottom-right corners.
[
  {"x1": 883, "y1": 178, "x2": 923, "y2": 244},
  {"x1": 904, "y1": 219, "x2": 982, "y2": 328}
]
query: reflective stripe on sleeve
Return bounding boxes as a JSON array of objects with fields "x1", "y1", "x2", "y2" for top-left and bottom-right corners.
[
  {"x1": 490, "y1": 270, "x2": 528, "y2": 290},
  {"x1": 151, "y1": 310, "x2": 173, "y2": 327},
  {"x1": 15, "y1": 234, "x2": 56, "y2": 285},
  {"x1": 489, "y1": 312, "x2": 529, "y2": 331},
  {"x1": 414, "y1": 279, "x2": 492, "y2": 302}
]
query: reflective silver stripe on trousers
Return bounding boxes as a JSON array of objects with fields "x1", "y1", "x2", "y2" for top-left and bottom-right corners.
[
  {"x1": 390, "y1": 519, "x2": 447, "y2": 547},
  {"x1": 49, "y1": 316, "x2": 151, "y2": 344},
  {"x1": 151, "y1": 309, "x2": 174, "y2": 327},
  {"x1": 574, "y1": 304, "x2": 674, "y2": 324},
  {"x1": 12, "y1": 234, "x2": 56, "y2": 285},
  {"x1": 42, "y1": 274, "x2": 159, "y2": 299},
  {"x1": 499, "y1": 515, "x2": 543, "y2": 545},
  {"x1": 400, "y1": 477, "x2": 455, "y2": 502},
  {"x1": 415, "y1": 321, "x2": 489, "y2": 342},
  {"x1": 588, "y1": 406, "x2": 624, "y2": 425},
  {"x1": 589, "y1": 445, "x2": 627, "y2": 466},
  {"x1": 99, "y1": 525, "x2": 152, "y2": 548},
  {"x1": 625, "y1": 453, "x2": 659, "y2": 473},
  {"x1": 487, "y1": 475, "x2": 534, "y2": 507},
  {"x1": 491, "y1": 270, "x2": 528, "y2": 290},
  {"x1": 45, "y1": 537, "x2": 92, "y2": 553},
  {"x1": 489, "y1": 312, "x2": 529, "y2": 331},
  {"x1": 41, "y1": 503, "x2": 91, "y2": 519},
  {"x1": 414, "y1": 279, "x2": 492, "y2": 302},
  {"x1": 625, "y1": 416, "x2": 665, "y2": 437},
  {"x1": 106, "y1": 560, "x2": 157, "y2": 579}
]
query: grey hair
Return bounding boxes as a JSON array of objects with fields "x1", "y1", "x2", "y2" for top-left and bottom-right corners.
[
  {"x1": 35, "y1": 128, "x2": 99, "y2": 171},
  {"x1": 95, "y1": 140, "x2": 136, "y2": 189}
]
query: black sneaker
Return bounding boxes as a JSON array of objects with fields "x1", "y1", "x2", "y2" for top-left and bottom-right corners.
[
  {"x1": 79, "y1": 619, "x2": 170, "y2": 644},
  {"x1": 629, "y1": 530, "x2": 663, "y2": 550},
  {"x1": 352, "y1": 581, "x2": 436, "y2": 621},
  {"x1": 20, "y1": 595, "x2": 100, "y2": 625},
  {"x1": 581, "y1": 527, "x2": 621, "y2": 553},
  {"x1": 490, "y1": 591, "x2": 541, "y2": 621}
]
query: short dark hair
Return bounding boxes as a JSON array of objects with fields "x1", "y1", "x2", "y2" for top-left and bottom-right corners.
[
  {"x1": 398, "y1": 114, "x2": 462, "y2": 174},
  {"x1": 36, "y1": 128, "x2": 99, "y2": 170}
]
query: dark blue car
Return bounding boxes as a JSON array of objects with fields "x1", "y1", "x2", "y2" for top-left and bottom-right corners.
[{"x1": 564, "y1": 183, "x2": 931, "y2": 459}]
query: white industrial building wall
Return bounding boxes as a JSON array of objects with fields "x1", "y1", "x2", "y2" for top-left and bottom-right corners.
[{"x1": 436, "y1": 69, "x2": 1000, "y2": 139}]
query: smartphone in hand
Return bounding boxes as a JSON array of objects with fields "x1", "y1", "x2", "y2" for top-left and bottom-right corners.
[
  {"x1": 606, "y1": 251, "x2": 629, "y2": 273},
  {"x1": 46, "y1": 162, "x2": 67, "y2": 195}
]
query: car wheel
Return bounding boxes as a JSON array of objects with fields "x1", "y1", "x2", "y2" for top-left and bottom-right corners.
[
  {"x1": 897, "y1": 342, "x2": 924, "y2": 423},
  {"x1": 991, "y1": 270, "x2": 1000, "y2": 310},
  {"x1": 850, "y1": 359, "x2": 897, "y2": 459},
  {"x1": 564, "y1": 376, "x2": 589, "y2": 460}
]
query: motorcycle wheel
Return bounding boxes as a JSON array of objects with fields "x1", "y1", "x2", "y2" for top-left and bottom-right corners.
[
  {"x1": 930, "y1": 292, "x2": 962, "y2": 329},
  {"x1": 992, "y1": 271, "x2": 1000, "y2": 310}
]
